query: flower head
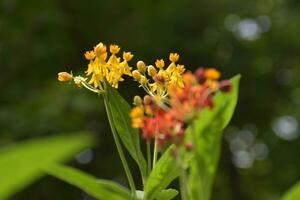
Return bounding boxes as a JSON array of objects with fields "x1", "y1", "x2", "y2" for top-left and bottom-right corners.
[
  {"x1": 58, "y1": 42, "x2": 135, "y2": 93},
  {"x1": 133, "y1": 52, "x2": 185, "y2": 98},
  {"x1": 130, "y1": 67, "x2": 231, "y2": 149}
]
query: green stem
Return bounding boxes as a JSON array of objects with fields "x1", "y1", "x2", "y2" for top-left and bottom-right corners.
[
  {"x1": 179, "y1": 169, "x2": 189, "y2": 200},
  {"x1": 147, "y1": 142, "x2": 151, "y2": 176},
  {"x1": 177, "y1": 153, "x2": 189, "y2": 200},
  {"x1": 103, "y1": 94, "x2": 136, "y2": 195},
  {"x1": 152, "y1": 137, "x2": 158, "y2": 169}
]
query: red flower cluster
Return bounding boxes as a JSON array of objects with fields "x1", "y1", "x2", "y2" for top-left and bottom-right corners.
[{"x1": 130, "y1": 68, "x2": 231, "y2": 149}]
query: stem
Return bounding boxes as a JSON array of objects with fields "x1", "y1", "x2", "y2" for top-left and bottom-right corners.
[
  {"x1": 147, "y1": 142, "x2": 151, "y2": 176},
  {"x1": 177, "y1": 153, "x2": 189, "y2": 200},
  {"x1": 152, "y1": 137, "x2": 158, "y2": 169},
  {"x1": 179, "y1": 169, "x2": 189, "y2": 200},
  {"x1": 103, "y1": 94, "x2": 136, "y2": 195}
]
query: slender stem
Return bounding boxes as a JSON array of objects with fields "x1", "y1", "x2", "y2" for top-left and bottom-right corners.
[
  {"x1": 177, "y1": 153, "x2": 189, "y2": 200},
  {"x1": 103, "y1": 94, "x2": 136, "y2": 195},
  {"x1": 152, "y1": 137, "x2": 158, "y2": 169},
  {"x1": 179, "y1": 169, "x2": 189, "y2": 200},
  {"x1": 147, "y1": 142, "x2": 152, "y2": 176}
]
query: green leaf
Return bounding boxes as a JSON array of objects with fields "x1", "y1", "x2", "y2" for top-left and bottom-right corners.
[
  {"x1": 45, "y1": 164, "x2": 137, "y2": 200},
  {"x1": 282, "y1": 182, "x2": 300, "y2": 200},
  {"x1": 0, "y1": 132, "x2": 93, "y2": 200},
  {"x1": 144, "y1": 146, "x2": 192, "y2": 200},
  {"x1": 136, "y1": 189, "x2": 178, "y2": 200},
  {"x1": 188, "y1": 75, "x2": 241, "y2": 200},
  {"x1": 144, "y1": 147, "x2": 180, "y2": 200},
  {"x1": 156, "y1": 189, "x2": 179, "y2": 200},
  {"x1": 105, "y1": 86, "x2": 147, "y2": 178}
]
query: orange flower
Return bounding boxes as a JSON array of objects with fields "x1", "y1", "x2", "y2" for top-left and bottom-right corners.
[{"x1": 130, "y1": 107, "x2": 144, "y2": 128}]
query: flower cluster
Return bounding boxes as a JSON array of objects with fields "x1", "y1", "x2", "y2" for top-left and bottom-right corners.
[
  {"x1": 130, "y1": 67, "x2": 231, "y2": 149},
  {"x1": 57, "y1": 42, "x2": 231, "y2": 150},
  {"x1": 57, "y1": 42, "x2": 134, "y2": 92},
  {"x1": 131, "y1": 53, "x2": 185, "y2": 99}
]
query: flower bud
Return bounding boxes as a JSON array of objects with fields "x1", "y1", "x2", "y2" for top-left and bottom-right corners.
[
  {"x1": 132, "y1": 70, "x2": 141, "y2": 81},
  {"x1": 194, "y1": 68, "x2": 206, "y2": 84},
  {"x1": 137, "y1": 61, "x2": 146, "y2": 72},
  {"x1": 140, "y1": 76, "x2": 148, "y2": 85},
  {"x1": 147, "y1": 65, "x2": 157, "y2": 77},
  {"x1": 58, "y1": 72, "x2": 73, "y2": 82},
  {"x1": 185, "y1": 141, "x2": 193, "y2": 151},
  {"x1": 133, "y1": 95, "x2": 143, "y2": 106},
  {"x1": 205, "y1": 68, "x2": 221, "y2": 80},
  {"x1": 143, "y1": 95, "x2": 153, "y2": 106}
]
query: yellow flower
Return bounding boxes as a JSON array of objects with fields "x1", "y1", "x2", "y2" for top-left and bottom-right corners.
[
  {"x1": 168, "y1": 64, "x2": 185, "y2": 88},
  {"x1": 155, "y1": 59, "x2": 165, "y2": 69},
  {"x1": 84, "y1": 51, "x2": 95, "y2": 60},
  {"x1": 169, "y1": 53, "x2": 179, "y2": 63},
  {"x1": 58, "y1": 72, "x2": 73, "y2": 82},
  {"x1": 94, "y1": 42, "x2": 107, "y2": 56},
  {"x1": 130, "y1": 107, "x2": 144, "y2": 128},
  {"x1": 110, "y1": 44, "x2": 120, "y2": 54},
  {"x1": 123, "y1": 52, "x2": 133, "y2": 61},
  {"x1": 120, "y1": 52, "x2": 133, "y2": 76},
  {"x1": 86, "y1": 53, "x2": 108, "y2": 88}
]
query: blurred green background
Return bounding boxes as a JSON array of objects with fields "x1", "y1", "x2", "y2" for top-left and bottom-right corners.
[{"x1": 1, "y1": 0, "x2": 299, "y2": 199}]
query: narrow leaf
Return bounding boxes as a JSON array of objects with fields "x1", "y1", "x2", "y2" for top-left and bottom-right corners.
[
  {"x1": 0, "y1": 132, "x2": 93, "y2": 199},
  {"x1": 189, "y1": 75, "x2": 241, "y2": 200},
  {"x1": 106, "y1": 87, "x2": 147, "y2": 178},
  {"x1": 45, "y1": 164, "x2": 137, "y2": 200},
  {"x1": 156, "y1": 189, "x2": 179, "y2": 200},
  {"x1": 145, "y1": 146, "x2": 192, "y2": 200},
  {"x1": 282, "y1": 182, "x2": 300, "y2": 200}
]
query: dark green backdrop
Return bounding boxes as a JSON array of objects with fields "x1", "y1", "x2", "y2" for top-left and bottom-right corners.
[{"x1": 0, "y1": 0, "x2": 299, "y2": 199}]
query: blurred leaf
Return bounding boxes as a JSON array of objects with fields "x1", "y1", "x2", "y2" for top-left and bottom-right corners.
[
  {"x1": 0, "y1": 132, "x2": 93, "y2": 199},
  {"x1": 282, "y1": 182, "x2": 300, "y2": 200},
  {"x1": 105, "y1": 86, "x2": 147, "y2": 178},
  {"x1": 45, "y1": 164, "x2": 137, "y2": 200},
  {"x1": 156, "y1": 188, "x2": 178, "y2": 200},
  {"x1": 136, "y1": 189, "x2": 178, "y2": 200},
  {"x1": 144, "y1": 146, "x2": 192, "y2": 200},
  {"x1": 189, "y1": 75, "x2": 240, "y2": 200}
]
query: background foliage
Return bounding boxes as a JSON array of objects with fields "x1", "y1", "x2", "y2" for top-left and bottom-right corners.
[{"x1": 0, "y1": 0, "x2": 299, "y2": 199}]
